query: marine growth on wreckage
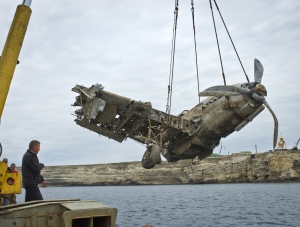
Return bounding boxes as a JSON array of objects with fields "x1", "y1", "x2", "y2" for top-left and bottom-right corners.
[{"x1": 71, "y1": 60, "x2": 278, "y2": 169}]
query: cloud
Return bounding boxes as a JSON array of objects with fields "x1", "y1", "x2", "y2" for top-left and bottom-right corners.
[{"x1": 0, "y1": 0, "x2": 299, "y2": 166}]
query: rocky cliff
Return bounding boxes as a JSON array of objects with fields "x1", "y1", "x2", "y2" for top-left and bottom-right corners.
[{"x1": 40, "y1": 150, "x2": 300, "y2": 186}]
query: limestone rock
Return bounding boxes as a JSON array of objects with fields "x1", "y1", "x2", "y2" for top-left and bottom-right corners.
[{"x1": 29, "y1": 150, "x2": 300, "y2": 186}]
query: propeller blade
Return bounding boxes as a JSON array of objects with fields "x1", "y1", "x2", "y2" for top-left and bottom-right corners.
[
  {"x1": 254, "y1": 58, "x2": 264, "y2": 83},
  {"x1": 199, "y1": 85, "x2": 251, "y2": 97},
  {"x1": 263, "y1": 100, "x2": 278, "y2": 150}
]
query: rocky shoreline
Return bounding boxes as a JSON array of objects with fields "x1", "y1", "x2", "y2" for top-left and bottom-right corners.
[{"x1": 39, "y1": 150, "x2": 300, "y2": 186}]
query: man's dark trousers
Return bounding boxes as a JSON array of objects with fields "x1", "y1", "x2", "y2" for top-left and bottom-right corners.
[{"x1": 25, "y1": 184, "x2": 43, "y2": 202}]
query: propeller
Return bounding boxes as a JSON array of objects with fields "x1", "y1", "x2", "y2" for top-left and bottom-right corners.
[
  {"x1": 263, "y1": 100, "x2": 278, "y2": 149},
  {"x1": 199, "y1": 58, "x2": 278, "y2": 149},
  {"x1": 254, "y1": 58, "x2": 264, "y2": 83},
  {"x1": 198, "y1": 85, "x2": 251, "y2": 97}
]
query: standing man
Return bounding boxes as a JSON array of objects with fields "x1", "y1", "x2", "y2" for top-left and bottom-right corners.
[
  {"x1": 2, "y1": 158, "x2": 11, "y2": 172},
  {"x1": 22, "y1": 140, "x2": 47, "y2": 202},
  {"x1": 10, "y1": 163, "x2": 18, "y2": 173}
]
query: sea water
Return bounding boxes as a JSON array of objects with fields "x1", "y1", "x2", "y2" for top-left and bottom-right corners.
[{"x1": 16, "y1": 183, "x2": 300, "y2": 227}]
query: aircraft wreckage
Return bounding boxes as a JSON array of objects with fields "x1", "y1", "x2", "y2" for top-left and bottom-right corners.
[{"x1": 71, "y1": 59, "x2": 278, "y2": 169}]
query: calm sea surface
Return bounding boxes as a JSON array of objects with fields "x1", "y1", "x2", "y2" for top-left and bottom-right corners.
[{"x1": 16, "y1": 183, "x2": 300, "y2": 227}]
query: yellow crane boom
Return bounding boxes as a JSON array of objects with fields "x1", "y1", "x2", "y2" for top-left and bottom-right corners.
[
  {"x1": 0, "y1": 2, "x2": 32, "y2": 119},
  {"x1": 0, "y1": 0, "x2": 32, "y2": 200}
]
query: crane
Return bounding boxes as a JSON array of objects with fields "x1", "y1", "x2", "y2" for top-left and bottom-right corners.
[{"x1": 292, "y1": 138, "x2": 300, "y2": 150}]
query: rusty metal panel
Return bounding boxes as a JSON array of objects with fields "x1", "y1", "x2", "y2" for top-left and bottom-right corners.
[
  {"x1": 75, "y1": 119, "x2": 126, "y2": 143},
  {"x1": 83, "y1": 97, "x2": 106, "y2": 120},
  {"x1": 172, "y1": 138, "x2": 193, "y2": 155},
  {"x1": 61, "y1": 201, "x2": 112, "y2": 210},
  {"x1": 97, "y1": 90, "x2": 131, "y2": 108},
  {"x1": 71, "y1": 81, "x2": 271, "y2": 169},
  {"x1": 96, "y1": 103, "x2": 118, "y2": 124},
  {"x1": 120, "y1": 114, "x2": 146, "y2": 135},
  {"x1": 235, "y1": 105, "x2": 265, "y2": 131},
  {"x1": 1, "y1": 200, "x2": 117, "y2": 227},
  {"x1": 62, "y1": 201, "x2": 117, "y2": 227},
  {"x1": 246, "y1": 105, "x2": 265, "y2": 121}
]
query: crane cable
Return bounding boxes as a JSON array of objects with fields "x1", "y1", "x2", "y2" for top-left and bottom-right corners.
[
  {"x1": 166, "y1": 0, "x2": 179, "y2": 117},
  {"x1": 210, "y1": 0, "x2": 250, "y2": 84},
  {"x1": 212, "y1": 0, "x2": 249, "y2": 83},
  {"x1": 209, "y1": 0, "x2": 226, "y2": 85},
  {"x1": 166, "y1": 0, "x2": 201, "y2": 117},
  {"x1": 166, "y1": 0, "x2": 249, "y2": 114},
  {"x1": 191, "y1": 0, "x2": 200, "y2": 103}
]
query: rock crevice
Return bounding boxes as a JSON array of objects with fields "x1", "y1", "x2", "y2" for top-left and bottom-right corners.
[{"x1": 38, "y1": 151, "x2": 300, "y2": 186}]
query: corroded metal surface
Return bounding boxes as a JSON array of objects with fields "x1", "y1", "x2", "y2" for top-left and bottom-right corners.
[
  {"x1": 0, "y1": 199, "x2": 117, "y2": 227},
  {"x1": 72, "y1": 71, "x2": 270, "y2": 169}
]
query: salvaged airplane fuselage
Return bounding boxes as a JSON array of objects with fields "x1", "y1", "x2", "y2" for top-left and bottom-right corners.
[{"x1": 72, "y1": 78, "x2": 271, "y2": 169}]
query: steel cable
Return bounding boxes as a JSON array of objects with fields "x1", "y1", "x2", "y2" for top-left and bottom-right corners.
[
  {"x1": 166, "y1": 0, "x2": 179, "y2": 118},
  {"x1": 213, "y1": 0, "x2": 249, "y2": 83},
  {"x1": 191, "y1": 0, "x2": 200, "y2": 103}
]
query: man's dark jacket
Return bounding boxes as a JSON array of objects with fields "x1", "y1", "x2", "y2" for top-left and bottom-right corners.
[{"x1": 22, "y1": 149, "x2": 44, "y2": 188}]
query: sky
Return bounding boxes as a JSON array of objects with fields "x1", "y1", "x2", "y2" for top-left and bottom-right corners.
[{"x1": 0, "y1": 0, "x2": 299, "y2": 167}]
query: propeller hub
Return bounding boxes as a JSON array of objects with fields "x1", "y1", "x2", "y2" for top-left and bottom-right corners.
[
  {"x1": 251, "y1": 83, "x2": 267, "y2": 101},
  {"x1": 254, "y1": 84, "x2": 267, "y2": 96}
]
